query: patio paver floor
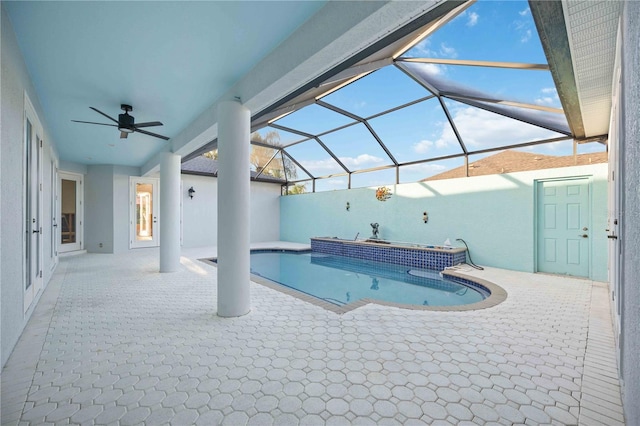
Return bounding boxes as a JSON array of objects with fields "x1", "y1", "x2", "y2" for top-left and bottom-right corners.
[{"x1": 1, "y1": 244, "x2": 625, "y2": 425}]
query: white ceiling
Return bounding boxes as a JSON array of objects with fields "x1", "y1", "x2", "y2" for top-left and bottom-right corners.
[
  {"x1": 3, "y1": 1, "x2": 327, "y2": 166},
  {"x1": 563, "y1": 0, "x2": 622, "y2": 138}
]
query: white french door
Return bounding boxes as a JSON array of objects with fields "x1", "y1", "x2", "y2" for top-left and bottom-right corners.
[
  {"x1": 58, "y1": 172, "x2": 83, "y2": 253},
  {"x1": 130, "y1": 178, "x2": 160, "y2": 248},
  {"x1": 24, "y1": 96, "x2": 44, "y2": 312},
  {"x1": 608, "y1": 49, "x2": 622, "y2": 347},
  {"x1": 50, "y1": 159, "x2": 59, "y2": 269}
]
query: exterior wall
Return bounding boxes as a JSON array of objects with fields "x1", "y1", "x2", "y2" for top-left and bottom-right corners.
[
  {"x1": 1, "y1": 7, "x2": 58, "y2": 367},
  {"x1": 85, "y1": 165, "x2": 115, "y2": 253},
  {"x1": 84, "y1": 170, "x2": 281, "y2": 253},
  {"x1": 181, "y1": 174, "x2": 280, "y2": 248},
  {"x1": 84, "y1": 165, "x2": 140, "y2": 254},
  {"x1": 620, "y1": 2, "x2": 640, "y2": 423},
  {"x1": 281, "y1": 164, "x2": 608, "y2": 281},
  {"x1": 113, "y1": 166, "x2": 140, "y2": 253}
]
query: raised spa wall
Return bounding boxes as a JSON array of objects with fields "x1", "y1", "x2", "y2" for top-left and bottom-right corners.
[{"x1": 311, "y1": 237, "x2": 467, "y2": 271}]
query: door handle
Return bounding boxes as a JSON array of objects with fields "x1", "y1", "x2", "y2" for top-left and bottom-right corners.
[
  {"x1": 33, "y1": 229, "x2": 40, "y2": 234},
  {"x1": 579, "y1": 234, "x2": 588, "y2": 238},
  {"x1": 608, "y1": 235, "x2": 618, "y2": 239}
]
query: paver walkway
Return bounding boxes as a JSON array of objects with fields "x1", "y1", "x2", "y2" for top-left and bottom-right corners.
[{"x1": 1, "y1": 245, "x2": 625, "y2": 425}]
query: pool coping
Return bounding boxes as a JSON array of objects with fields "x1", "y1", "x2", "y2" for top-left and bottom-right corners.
[{"x1": 200, "y1": 252, "x2": 508, "y2": 314}]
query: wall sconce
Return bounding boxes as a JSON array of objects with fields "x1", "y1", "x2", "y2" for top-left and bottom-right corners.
[
  {"x1": 423, "y1": 211, "x2": 429, "y2": 223},
  {"x1": 188, "y1": 187, "x2": 196, "y2": 199},
  {"x1": 346, "y1": 202, "x2": 350, "y2": 211}
]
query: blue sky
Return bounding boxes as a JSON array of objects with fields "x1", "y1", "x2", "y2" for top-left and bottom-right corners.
[{"x1": 258, "y1": 0, "x2": 605, "y2": 191}]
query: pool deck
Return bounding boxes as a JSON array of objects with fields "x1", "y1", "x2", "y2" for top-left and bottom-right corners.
[{"x1": 1, "y1": 242, "x2": 626, "y2": 425}]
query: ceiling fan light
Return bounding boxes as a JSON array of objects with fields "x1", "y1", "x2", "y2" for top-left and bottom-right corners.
[{"x1": 118, "y1": 126, "x2": 134, "y2": 133}]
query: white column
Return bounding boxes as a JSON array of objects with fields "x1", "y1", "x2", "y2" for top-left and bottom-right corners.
[
  {"x1": 217, "y1": 100, "x2": 251, "y2": 317},
  {"x1": 160, "y1": 152, "x2": 181, "y2": 272}
]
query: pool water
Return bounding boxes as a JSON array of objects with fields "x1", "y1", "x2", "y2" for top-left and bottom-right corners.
[{"x1": 249, "y1": 251, "x2": 487, "y2": 307}]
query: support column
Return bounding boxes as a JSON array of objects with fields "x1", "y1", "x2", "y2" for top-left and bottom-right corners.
[
  {"x1": 160, "y1": 152, "x2": 181, "y2": 272},
  {"x1": 217, "y1": 100, "x2": 251, "y2": 317}
]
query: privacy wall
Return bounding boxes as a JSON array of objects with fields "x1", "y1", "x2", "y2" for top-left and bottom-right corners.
[
  {"x1": 181, "y1": 175, "x2": 281, "y2": 247},
  {"x1": 281, "y1": 164, "x2": 608, "y2": 281},
  {"x1": 620, "y1": 1, "x2": 640, "y2": 422},
  {"x1": 81, "y1": 170, "x2": 281, "y2": 252}
]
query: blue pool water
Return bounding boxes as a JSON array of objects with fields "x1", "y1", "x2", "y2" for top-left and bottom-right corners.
[{"x1": 249, "y1": 251, "x2": 488, "y2": 307}]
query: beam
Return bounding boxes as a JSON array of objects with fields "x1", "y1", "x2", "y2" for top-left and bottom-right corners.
[
  {"x1": 398, "y1": 57, "x2": 549, "y2": 71},
  {"x1": 529, "y1": 0, "x2": 585, "y2": 139}
]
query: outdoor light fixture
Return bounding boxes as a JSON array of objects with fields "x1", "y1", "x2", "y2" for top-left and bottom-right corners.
[
  {"x1": 188, "y1": 187, "x2": 195, "y2": 199},
  {"x1": 423, "y1": 211, "x2": 429, "y2": 223},
  {"x1": 346, "y1": 202, "x2": 350, "y2": 211}
]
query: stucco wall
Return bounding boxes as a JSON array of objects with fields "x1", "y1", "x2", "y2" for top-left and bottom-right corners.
[
  {"x1": 85, "y1": 165, "x2": 115, "y2": 253},
  {"x1": 281, "y1": 164, "x2": 608, "y2": 281},
  {"x1": 83, "y1": 165, "x2": 140, "y2": 254},
  {"x1": 181, "y1": 174, "x2": 281, "y2": 247},
  {"x1": 621, "y1": 1, "x2": 640, "y2": 423},
  {"x1": 113, "y1": 166, "x2": 140, "y2": 253},
  {"x1": 1, "y1": 6, "x2": 58, "y2": 367}
]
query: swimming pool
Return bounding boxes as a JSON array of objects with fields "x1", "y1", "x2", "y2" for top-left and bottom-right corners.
[{"x1": 248, "y1": 250, "x2": 489, "y2": 309}]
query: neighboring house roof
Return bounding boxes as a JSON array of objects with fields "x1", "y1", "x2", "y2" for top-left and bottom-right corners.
[
  {"x1": 181, "y1": 156, "x2": 286, "y2": 184},
  {"x1": 423, "y1": 150, "x2": 608, "y2": 181}
]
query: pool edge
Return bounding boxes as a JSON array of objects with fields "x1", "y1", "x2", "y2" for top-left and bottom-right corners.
[{"x1": 199, "y1": 255, "x2": 508, "y2": 314}]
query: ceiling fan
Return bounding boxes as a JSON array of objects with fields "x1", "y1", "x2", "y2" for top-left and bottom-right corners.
[{"x1": 72, "y1": 104, "x2": 169, "y2": 140}]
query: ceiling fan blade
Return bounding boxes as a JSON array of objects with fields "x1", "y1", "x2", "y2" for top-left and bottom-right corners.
[
  {"x1": 89, "y1": 107, "x2": 119, "y2": 124},
  {"x1": 120, "y1": 132, "x2": 129, "y2": 139},
  {"x1": 134, "y1": 128, "x2": 170, "y2": 141},
  {"x1": 134, "y1": 121, "x2": 163, "y2": 128},
  {"x1": 72, "y1": 120, "x2": 118, "y2": 127}
]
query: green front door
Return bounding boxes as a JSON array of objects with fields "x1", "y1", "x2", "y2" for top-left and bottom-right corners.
[{"x1": 537, "y1": 178, "x2": 590, "y2": 277}]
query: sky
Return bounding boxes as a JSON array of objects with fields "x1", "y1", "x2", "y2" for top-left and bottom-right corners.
[{"x1": 255, "y1": 0, "x2": 605, "y2": 192}]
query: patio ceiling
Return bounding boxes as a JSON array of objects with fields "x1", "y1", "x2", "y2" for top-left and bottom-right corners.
[
  {"x1": 2, "y1": 1, "x2": 327, "y2": 167},
  {"x1": 4, "y1": 1, "x2": 457, "y2": 171}
]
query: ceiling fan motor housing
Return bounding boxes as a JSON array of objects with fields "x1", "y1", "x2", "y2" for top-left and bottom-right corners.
[{"x1": 118, "y1": 112, "x2": 134, "y2": 132}]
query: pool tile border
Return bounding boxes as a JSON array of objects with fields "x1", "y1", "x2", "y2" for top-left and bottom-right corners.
[{"x1": 311, "y1": 237, "x2": 467, "y2": 271}]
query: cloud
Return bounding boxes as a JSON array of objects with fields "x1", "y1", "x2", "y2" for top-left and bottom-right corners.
[
  {"x1": 404, "y1": 38, "x2": 456, "y2": 64},
  {"x1": 402, "y1": 162, "x2": 448, "y2": 177},
  {"x1": 467, "y1": 11, "x2": 479, "y2": 27},
  {"x1": 439, "y1": 43, "x2": 458, "y2": 58},
  {"x1": 446, "y1": 106, "x2": 560, "y2": 149},
  {"x1": 298, "y1": 158, "x2": 343, "y2": 175},
  {"x1": 410, "y1": 163, "x2": 448, "y2": 174},
  {"x1": 298, "y1": 154, "x2": 384, "y2": 175},
  {"x1": 535, "y1": 87, "x2": 560, "y2": 106},
  {"x1": 421, "y1": 63, "x2": 444, "y2": 76},
  {"x1": 519, "y1": 7, "x2": 530, "y2": 16},
  {"x1": 535, "y1": 97, "x2": 555, "y2": 105},
  {"x1": 411, "y1": 38, "x2": 437, "y2": 57},
  {"x1": 413, "y1": 140, "x2": 434, "y2": 154},
  {"x1": 339, "y1": 154, "x2": 384, "y2": 168},
  {"x1": 410, "y1": 106, "x2": 561, "y2": 155},
  {"x1": 513, "y1": 17, "x2": 533, "y2": 43}
]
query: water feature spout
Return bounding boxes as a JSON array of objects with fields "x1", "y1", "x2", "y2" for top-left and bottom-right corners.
[{"x1": 370, "y1": 223, "x2": 380, "y2": 239}]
